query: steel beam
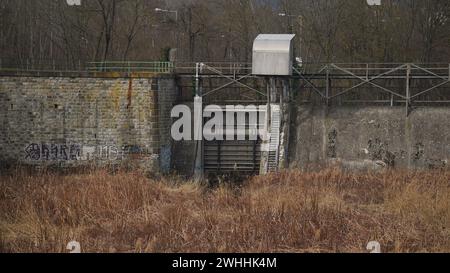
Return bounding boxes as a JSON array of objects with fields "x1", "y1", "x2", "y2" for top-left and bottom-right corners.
[{"x1": 329, "y1": 64, "x2": 407, "y2": 99}]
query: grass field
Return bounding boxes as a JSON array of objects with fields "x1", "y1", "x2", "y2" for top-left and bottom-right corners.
[{"x1": 0, "y1": 168, "x2": 449, "y2": 253}]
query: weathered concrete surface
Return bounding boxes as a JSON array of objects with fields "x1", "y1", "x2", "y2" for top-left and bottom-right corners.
[
  {"x1": 171, "y1": 102, "x2": 197, "y2": 176},
  {"x1": 289, "y1": 105, "x2": 450, "y2": 169},
  {"x1": 2, "y1": 75, "x2": 448, "y2": 174},
  {"x1": 0, "y1": 76, "x2": 177, "y2": 172}
]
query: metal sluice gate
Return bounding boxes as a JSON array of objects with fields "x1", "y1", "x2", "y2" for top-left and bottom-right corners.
[
  {"x1": 202, "y1": 104, "x2": 281, "y2": 175},
  {"x1": 204, "y1": 140, "x2": 263, "y2": 174},
  {"x1": 202, "y1": 106, "x2": 265, "y2": 174}
]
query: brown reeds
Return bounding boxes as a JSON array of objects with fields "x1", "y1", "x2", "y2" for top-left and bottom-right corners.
[{"x1": 0, "y1": 168, "x2": 449, "y2": 253}]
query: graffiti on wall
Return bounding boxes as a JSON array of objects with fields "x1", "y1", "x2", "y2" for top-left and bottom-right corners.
[
  {"x1": 24, "y1": 143, "x2": 159, "y2": 162},
  {"x1": 326, "y1": 129, "x2": 338, "y2": 159},
  {"x1": 25, "y1": 144, "x2": 81, "y2": 161}
]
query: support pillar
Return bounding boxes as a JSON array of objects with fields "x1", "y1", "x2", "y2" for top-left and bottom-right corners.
[
  {"x1": 260, "y1": 78, "x2": 276, "y2": 175},
  {"x1": 278, "y1": 78, "x2": 291, "y2": 169},
  {"x1": 193, "y1": 63, "x2": 204, "y2": 181},
  {"x1": 260, "y1": 77, "x2": 279, "y2": 174}
]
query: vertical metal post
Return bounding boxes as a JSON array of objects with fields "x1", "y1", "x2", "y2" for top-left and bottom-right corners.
[
  {"x1": 193, "y1": 63, "x2": 204, "y2": 181},
  {"x1": 193, "y1": 95, "x2": 203, "y2": 179},
  {"x1": 366, "y1": 63, "x2": 369, "y2": 81},
  {"x1": 260, "y1": 77, "x2": 273, "y2": 175},
  {"x1": 195, "y1": 63, "x2": 199, "y2": 95},
  {"x1": 406, "y1": 63, "x2": 411, "y2": 116},
  {"x1": 325, "y1": 65, "x2": 330, "y2": 106},
  {"x1": 269, "y1": 77, "x2": 277, "y2": 102},
  {"x1": 279, "y1": 78, "x2": 291, "y2": 170}
]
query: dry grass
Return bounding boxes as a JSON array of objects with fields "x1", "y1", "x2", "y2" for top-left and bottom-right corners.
[{"x1": 0, "y1": 168, "x2": 449, "y2": 253}]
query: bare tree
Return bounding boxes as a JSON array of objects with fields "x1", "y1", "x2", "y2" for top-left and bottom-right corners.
[{"x1": 1, "y1": 0, "x2": 449, "y2": 65}]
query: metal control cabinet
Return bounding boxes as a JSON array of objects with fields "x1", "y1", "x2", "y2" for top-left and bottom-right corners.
[{"x1": 252, "y1": 34, "x2": 295, "y2": 76}]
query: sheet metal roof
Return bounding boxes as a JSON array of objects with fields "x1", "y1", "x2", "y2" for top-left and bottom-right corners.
[
  {"x1": 252, "y1": 34, "x2": 296, "y2": 76},
  {"x1": 253, "y1": 34, "x2": 295, "y2": 53}
]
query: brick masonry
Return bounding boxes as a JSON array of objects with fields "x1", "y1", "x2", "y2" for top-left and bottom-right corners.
[{"x1": 0, "y1": 76, "x2": 177, "y2": 172}]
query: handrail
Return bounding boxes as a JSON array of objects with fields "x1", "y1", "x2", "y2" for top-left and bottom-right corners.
[
  {"x1": 87, "y1": 61, "x2": 174, "y2": 73},
  {"x1": 0, "y1": 58, "x2": 449, "y2": 78}
]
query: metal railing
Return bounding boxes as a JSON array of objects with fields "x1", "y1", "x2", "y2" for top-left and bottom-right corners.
[
  {"x1": 1, "y1": 58, "x2": 448, "y2": 77},
  {"x1": 87, "y1": 61, "x2": 174, "y2": 73},
  {"x1": 295, "y1": 62, "x2": 450, "y2": 79},
  {"x1": 0, "y1": 58, "x2": 175, "y2": 75},
  {"x1": 173, "y1": 61, "x2": 450, "y2": 111},
  {"x1": 1, "y1": 58, "x2": 449, "y2": 109},
  {"x1": 0, "y1": 58, "x2": 86, "y2": 73},
  {"x1": 292, "y1": 63, "x2": 450, "y2": 113},
  {"x1": 174, "y1": 62, "x2": 252, "y2": 76}
]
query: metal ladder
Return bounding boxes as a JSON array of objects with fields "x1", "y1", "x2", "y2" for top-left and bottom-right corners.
[{"x1": 268, "y1": 104, "x2": 281, "y2": 172}]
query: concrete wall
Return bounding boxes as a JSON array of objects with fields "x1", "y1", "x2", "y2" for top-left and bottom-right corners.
[
  {"x1": 0, "y1": 76, "x2": 177, "y2": 172},
  {"x1": 157, "y1": 78, "x2": 178, "y2": 173},
  {"x1": 289, "y1": 105, "x2": 450, "y2": 170},
  {"x1": 2, "y1": 75, "x2": 448, "y2": 174},
  {"x1": 172, "y1": 102, "x2": 197, "y2": 176}
]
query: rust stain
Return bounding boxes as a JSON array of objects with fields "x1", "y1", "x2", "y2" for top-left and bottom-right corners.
[
  {"x1": 127, "y1": 78, "x2": 133, "y2": 109},
  {"x1": 111, "y1": 82, "x2": 121, "y2": 111}
]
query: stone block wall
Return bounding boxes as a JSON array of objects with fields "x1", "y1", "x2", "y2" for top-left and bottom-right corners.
[{"x1": 0, "y1": 76, "x2": 177, "y2": 172}]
